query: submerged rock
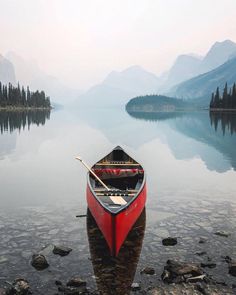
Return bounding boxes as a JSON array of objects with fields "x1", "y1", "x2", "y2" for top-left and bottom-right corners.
[
  {"x1": 6, "y1": 278, "x2": 31, "y2": 295},
  {"x1": 214, "y1": 231, "x2": 230, "y2": 237},
  {"x1": 140, "y1": 267, "x2": 155, "y2": 275},
  {"x1": 229, "y1": 261, "x2": 236, "y2": 276},
  {"x1": 199, "y1": 237, "x2": 207, "y2": 244},
  {"x1": 31, "y1": 254, "x2": 49, "y2": 270},
  {"x1": 162, "y1": 237, "x2": 177, "y2": 246},
  {"x1": 201, "y1": 262, "x2": 216, "y2": 269},
  {"x1": 66, "y1": 277, "x2": 86, "y2": 287},
  {"x1": 195, "y1": 251, "x2": 207, "y2": 256},
  {"x1": 53, "y1": 245, "x2": 72, "y2": 256}
]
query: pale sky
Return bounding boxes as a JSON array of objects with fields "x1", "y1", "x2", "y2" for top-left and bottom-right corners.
[{"x1": 1, "y1": 0, "x2": 236, "y2": 90}]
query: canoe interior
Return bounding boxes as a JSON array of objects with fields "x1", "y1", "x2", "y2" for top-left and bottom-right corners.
[{"x1": 88, "y1": 146, "x2": 145, "y2": 213}]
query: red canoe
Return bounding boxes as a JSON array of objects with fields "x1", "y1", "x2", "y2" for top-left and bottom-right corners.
[{"x1": 87, "y1": 146, "x2": 146, "y2": 256}]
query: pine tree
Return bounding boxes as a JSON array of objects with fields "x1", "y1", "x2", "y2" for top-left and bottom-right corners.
[
  {"x1": 215, "y1": 87, "x2": 220, "y2": 108},
  {"x1": 210, "y1": 92, "x2": 215, "y2": 108}
]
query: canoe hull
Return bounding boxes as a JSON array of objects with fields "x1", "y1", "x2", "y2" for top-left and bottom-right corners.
[{"x1": 86, "y1": 183, "x2": 146, "y2": 256}]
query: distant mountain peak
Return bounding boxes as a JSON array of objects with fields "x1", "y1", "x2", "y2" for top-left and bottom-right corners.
[
  {"x1": 0, "y1": 54, "x2": 16, "y2": 84},
  {"x1": 122, "y1": 65, "x2": 146, "y2": 73},
  {"x1": 212, "y1": 39, "x2": 236, "y2": 48}
]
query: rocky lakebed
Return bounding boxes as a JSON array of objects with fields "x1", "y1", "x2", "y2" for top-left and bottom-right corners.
[{"x1": 0, "y1": 197, "x2": 236, "y2": 295}]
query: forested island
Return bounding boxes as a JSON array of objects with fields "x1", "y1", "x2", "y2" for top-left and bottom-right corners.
[
  {"x1": 126, "y1": 94, "x2": 191, "y2": 113},
  {"x1": 210, "y1": 83, "x2": 236, "y2": 111},
  {"x1": 0, "y1": 82, "x2": 51, "y2": 110}
]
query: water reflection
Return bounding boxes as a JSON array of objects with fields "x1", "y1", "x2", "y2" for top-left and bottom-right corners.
[
  {"x1": 126, "y1": 110, "x2": 236, "y2": 171},
  {"x1": 0, "y1": 110, "x2": 51, "y2": 134},
  {"x1": 210, "y1": 112, "x2": 236, "y2": 135},
  {"x1": 127, "y1": 110, "x2": 185, "y2": 122},
  {"x1": 87, "y1": 209, "x2": 146, "y2": 295}
]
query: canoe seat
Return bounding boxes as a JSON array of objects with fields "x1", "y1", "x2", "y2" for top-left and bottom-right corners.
[{"x1": 109, "y1": 196, "x2": 127, "y2": 205}]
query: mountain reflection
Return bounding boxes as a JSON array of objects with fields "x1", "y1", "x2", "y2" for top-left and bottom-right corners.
[
  {"x1": 0, "y1": 110, "x2": 51, "y2": 134},
  {"x1": 210, "y1": 112, "x2": 236, "y2": 135},
  {"x1": 125, "y1": 110, "x2": 236, "y2": 171},
  {"x1": 87, "y1": 209, "x2": 146, "y2": 295}
]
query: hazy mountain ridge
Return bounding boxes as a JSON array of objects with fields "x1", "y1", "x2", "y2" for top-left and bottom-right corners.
[
  {"x1": 1, "y1": 39, "x2": 236, "y2": 107},
  {"x1": 160, "y1": 54, "x2": 202, "y2": 90},
  {"x1": 162, "y1": 40, "x2": 236, "y2": 91},
  {"x1": 0, "y1": 54, "x2": 16, "y2": 85},
  {"x1": 168, "y1": 57, "x2": 236, "y2": 104},
  {"x1": 5, "y1": 52, "x2": 81, "y2": 105},
  {"x1": 75, "y1": 66, "x2": 160, "y2": 107}
]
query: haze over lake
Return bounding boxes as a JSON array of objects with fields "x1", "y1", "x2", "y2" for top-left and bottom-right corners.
[{"x1": 1, "y1": 108, "x2": 235, "y2": 208}]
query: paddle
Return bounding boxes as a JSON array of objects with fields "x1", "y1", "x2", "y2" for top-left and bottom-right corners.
[{"x1": 75, "y1": 156, "x2": 110, "y2": 191}]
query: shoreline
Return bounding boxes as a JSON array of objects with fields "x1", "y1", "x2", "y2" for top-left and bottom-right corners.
[
  {"x1": 0, "y1": 106, "x2": 52, "y2": 111},
  {"x1": 210, "y1": 108, "x2": 236, "y2": 112}
]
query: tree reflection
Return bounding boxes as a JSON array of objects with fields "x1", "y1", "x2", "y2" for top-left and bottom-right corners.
[
  {"x1": 210, "y1": 112, "x2": 236, "y2": 135},
  {"x1": 0, "y1": 110, "x2": 51, "y2": 134}
]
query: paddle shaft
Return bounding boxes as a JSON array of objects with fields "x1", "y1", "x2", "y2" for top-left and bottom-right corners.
[{"x1": 75, "y1": 156, "x2": 110, "y2": 191}]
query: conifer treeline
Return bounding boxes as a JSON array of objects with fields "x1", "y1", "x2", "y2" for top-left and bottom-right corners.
[
  {"x1": 0, "y1": 82, "x2": 51, "y2": 108},
  {"x1": 210, "y1": 83, "x2": 236, "y2": 110}
]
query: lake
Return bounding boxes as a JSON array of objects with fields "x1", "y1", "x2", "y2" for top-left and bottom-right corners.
[{"x1": 0, "y1": 108, "x2": 236, "y2": 294}]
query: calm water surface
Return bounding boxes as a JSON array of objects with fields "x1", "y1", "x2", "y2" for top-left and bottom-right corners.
[{"x1": 0, "y1": 108, "x2": 236, "y2": 293}]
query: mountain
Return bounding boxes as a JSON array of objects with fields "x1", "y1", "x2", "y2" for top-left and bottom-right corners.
[
  {"x1": 200, "y1": 40, "x2": 236, "y2": 73},
  {"x1": 75, "y1": 66, "x2": 160, "y2": 107},
  {"x1": 103, "y1": 65, "x2": 160, "y2": 94},
  {"x1": 0, "y1": 54, "x2": 16, "y2": 85},
  {"x1": 168, "y1": 57, "x2": 236, "y2": 104},
  {"x1": 162, "y1": 40, "x2": 236, "y2": 91},
  {"x1": 161, "y1": 55, "x2": 202, "y2": 89},
  {"x1": 6, "y1": 52, "x2": 80, "y2": 105}
]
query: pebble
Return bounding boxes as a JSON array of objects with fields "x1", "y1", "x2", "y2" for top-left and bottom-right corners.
[
  {"x1": 162, "y1": 237, "x2": 177, "y2": 246},
  {"x1": 53, "y1": 245, "x2": 72, "y2": 256}
]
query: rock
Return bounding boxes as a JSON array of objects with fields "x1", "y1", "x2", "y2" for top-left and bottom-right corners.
[
  {"x1": 166, "y1": 260, "x2": 203, "y2": 276},
  {"x1": 6, "y1": 278, "x2": 31, "y2": 295},
  {"x1": 161, "y1": 260, "x2": 204, "y2": 284},
  {"x1": 31, "y1": 254, "x2": 49, "y2": 270},
  {"x1": 140, "y1": 267, "x2": 155, "y2": 275},
  {"x1": 214, "y1": 231, "x2": 230, "y2": 237},
  {"x1": 53, "y1": 245, "x2": 72, "y2": 256},
  {"x1": 66, "y1": 277, "x2": 86, "y2": 287},
  {"x1": 55, "y1": 280, "x2": 63, "y2": 286},
  {"x1": 131, "y1": 282, "x2": 141, "y2": 291},
  {"x1": 199, "y1": 237, "x2": 207, "y2": 244},
  {"x1": 201, "y1": 263, "x2": 216, "y2": 269},
  {"x1": 162, "y1": 237, "x2": 177, "y2": 246},
  {"x1": 0, "y1": 288, "x2": 5, "y2": 295},
  {"x1": 229, "y1": 261, "x2": 236, "y2": 276}
]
